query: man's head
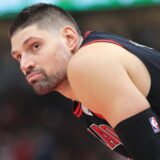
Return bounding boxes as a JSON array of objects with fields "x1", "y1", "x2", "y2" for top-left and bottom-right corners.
[
  {"x1": 9, "y1": 3, "x2": 81, "y2": 37},
  {"x1": 9, "y1": 3, "x2": 82, "y2": 95}
]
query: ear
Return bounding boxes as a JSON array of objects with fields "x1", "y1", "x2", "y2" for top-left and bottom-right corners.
[{"x1": 62, "y1": 26, "x2": 78, "y2": 53}]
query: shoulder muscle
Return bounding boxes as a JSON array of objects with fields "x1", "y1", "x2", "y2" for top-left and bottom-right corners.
[{"x1": 67, "y1": 42, "x2": 150, "y2": 127}]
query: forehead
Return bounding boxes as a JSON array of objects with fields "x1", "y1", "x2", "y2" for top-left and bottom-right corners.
[
  {"x1": 12, "y1": 25, "x2": 46, "y2": 41},
  {"x1": 11, "y1": 25, "x2": 54, "y2": 48}
]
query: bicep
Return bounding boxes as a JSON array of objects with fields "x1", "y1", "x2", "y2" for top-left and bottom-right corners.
[{"x1": 67, "y1": 43, "x2": 150, "y2": 127}]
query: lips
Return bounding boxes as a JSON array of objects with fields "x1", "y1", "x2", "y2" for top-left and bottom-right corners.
[{"x1": 26, "y1": 72, "x2": 42, "y2": 83}]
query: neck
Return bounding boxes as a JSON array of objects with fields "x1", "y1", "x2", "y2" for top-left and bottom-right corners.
[{"x1": 55, "y1": 79, "x2": 78, "y2": 101}]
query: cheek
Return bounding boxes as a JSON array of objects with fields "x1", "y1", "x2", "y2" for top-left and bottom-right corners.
[
  {"x1": 41, "y1": 53, "x2": 61, "y2": 75},
  {"x1": 39, "y1": 43, "x2": 69, "y2": 73}
]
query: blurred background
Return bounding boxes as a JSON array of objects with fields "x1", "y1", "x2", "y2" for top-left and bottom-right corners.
[{"x1": 1, "y1": 0, "x2": 160, "y2": 160}]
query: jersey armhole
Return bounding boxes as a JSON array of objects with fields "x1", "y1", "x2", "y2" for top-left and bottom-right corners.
[
  {"x1": 81, "y1": 39, "x2": 124, "y2": 48},
  {"x1": 93, "y1": 112, "x2": 105, "y2": 120}
]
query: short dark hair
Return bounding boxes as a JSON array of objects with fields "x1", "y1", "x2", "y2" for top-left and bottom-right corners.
[{"x1": 9, "y1": 3, "x2": 81, "y2": 37}]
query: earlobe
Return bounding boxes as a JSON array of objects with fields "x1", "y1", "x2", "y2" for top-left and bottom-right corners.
[{"x1": 63, "y1": 26, "x2": 77, "y2": 52}]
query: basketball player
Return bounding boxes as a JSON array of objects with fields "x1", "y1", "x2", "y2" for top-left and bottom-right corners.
[{"x1": 9, "y1": 3, "x2": 160, "y2": 160}]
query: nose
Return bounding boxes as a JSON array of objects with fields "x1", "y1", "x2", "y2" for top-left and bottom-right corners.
[{"x1": 20, "y1": 54, "x2": 35, "y2": 75}]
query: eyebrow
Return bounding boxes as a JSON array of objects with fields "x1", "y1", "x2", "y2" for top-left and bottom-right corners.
[{"x1": 23, "y1": 36, "x2": 39, "y2": 46}]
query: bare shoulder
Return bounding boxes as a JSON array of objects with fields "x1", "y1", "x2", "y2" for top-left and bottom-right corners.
[
  {"x1": 67, "y1": 42, "x2": 126, "y2": 79},
  {"x1": 68, "y1": 42, "x2": 127, "y2": 66},
  {"x1": 68, "y1": 42, "x2": 150, "y2": 97},
  {"x1": 67, "y1": 42, "x2": 144, "y2": 85},
  {"x1": 67, "y1": 42, "x2": 124, "y2": 98},
  {"x1": 67, "y1": 42, "x2": 150, "y2": 127}
]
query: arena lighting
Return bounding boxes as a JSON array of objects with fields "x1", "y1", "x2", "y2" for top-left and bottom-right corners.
[{"x1": 0, "y1": 0, "x2": 160, "y2": 19}]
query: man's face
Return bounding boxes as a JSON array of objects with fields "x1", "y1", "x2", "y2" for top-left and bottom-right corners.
[{"x1": 11, "y1": 25, "x2": 72, "y2": 95}]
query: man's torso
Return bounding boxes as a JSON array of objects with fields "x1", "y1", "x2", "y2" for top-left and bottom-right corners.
[{"x1": 72, "y1": 31, "x2": 160, "y2": 158}]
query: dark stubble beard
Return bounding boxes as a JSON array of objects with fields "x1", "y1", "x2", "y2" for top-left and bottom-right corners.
[{"x1": 31, "y1": 68, "x2": 67, "y2": 95}]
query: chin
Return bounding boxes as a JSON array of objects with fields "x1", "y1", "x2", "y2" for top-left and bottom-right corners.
[
  {"x1": 33, "y1": 86, "x2": 54, "y2": 95},
  {"x1": 32, "y1": 77, "x2": 68, "y2": 95}
]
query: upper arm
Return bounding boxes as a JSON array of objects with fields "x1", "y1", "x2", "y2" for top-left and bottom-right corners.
[{"x1": 67, "y1": 42, "x2": 150, "y2": 127}]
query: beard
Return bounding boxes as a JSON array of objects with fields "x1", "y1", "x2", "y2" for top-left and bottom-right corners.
[{"x1": 29, "y1": 68, "x2": 67, "y2": 95}]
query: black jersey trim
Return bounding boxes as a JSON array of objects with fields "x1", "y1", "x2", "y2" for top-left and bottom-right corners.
[{"x1": 81, "y1": 39, "x2": 124, "y2": 48}]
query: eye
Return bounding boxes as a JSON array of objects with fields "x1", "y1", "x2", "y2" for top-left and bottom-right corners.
[{"x1": 32, "y1": 42, "x2": 41, "y2": 51}]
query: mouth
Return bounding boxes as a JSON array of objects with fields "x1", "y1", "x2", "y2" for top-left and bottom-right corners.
[{"x1": 26, "y1": 72, "x2": 42, "y2": 84}]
